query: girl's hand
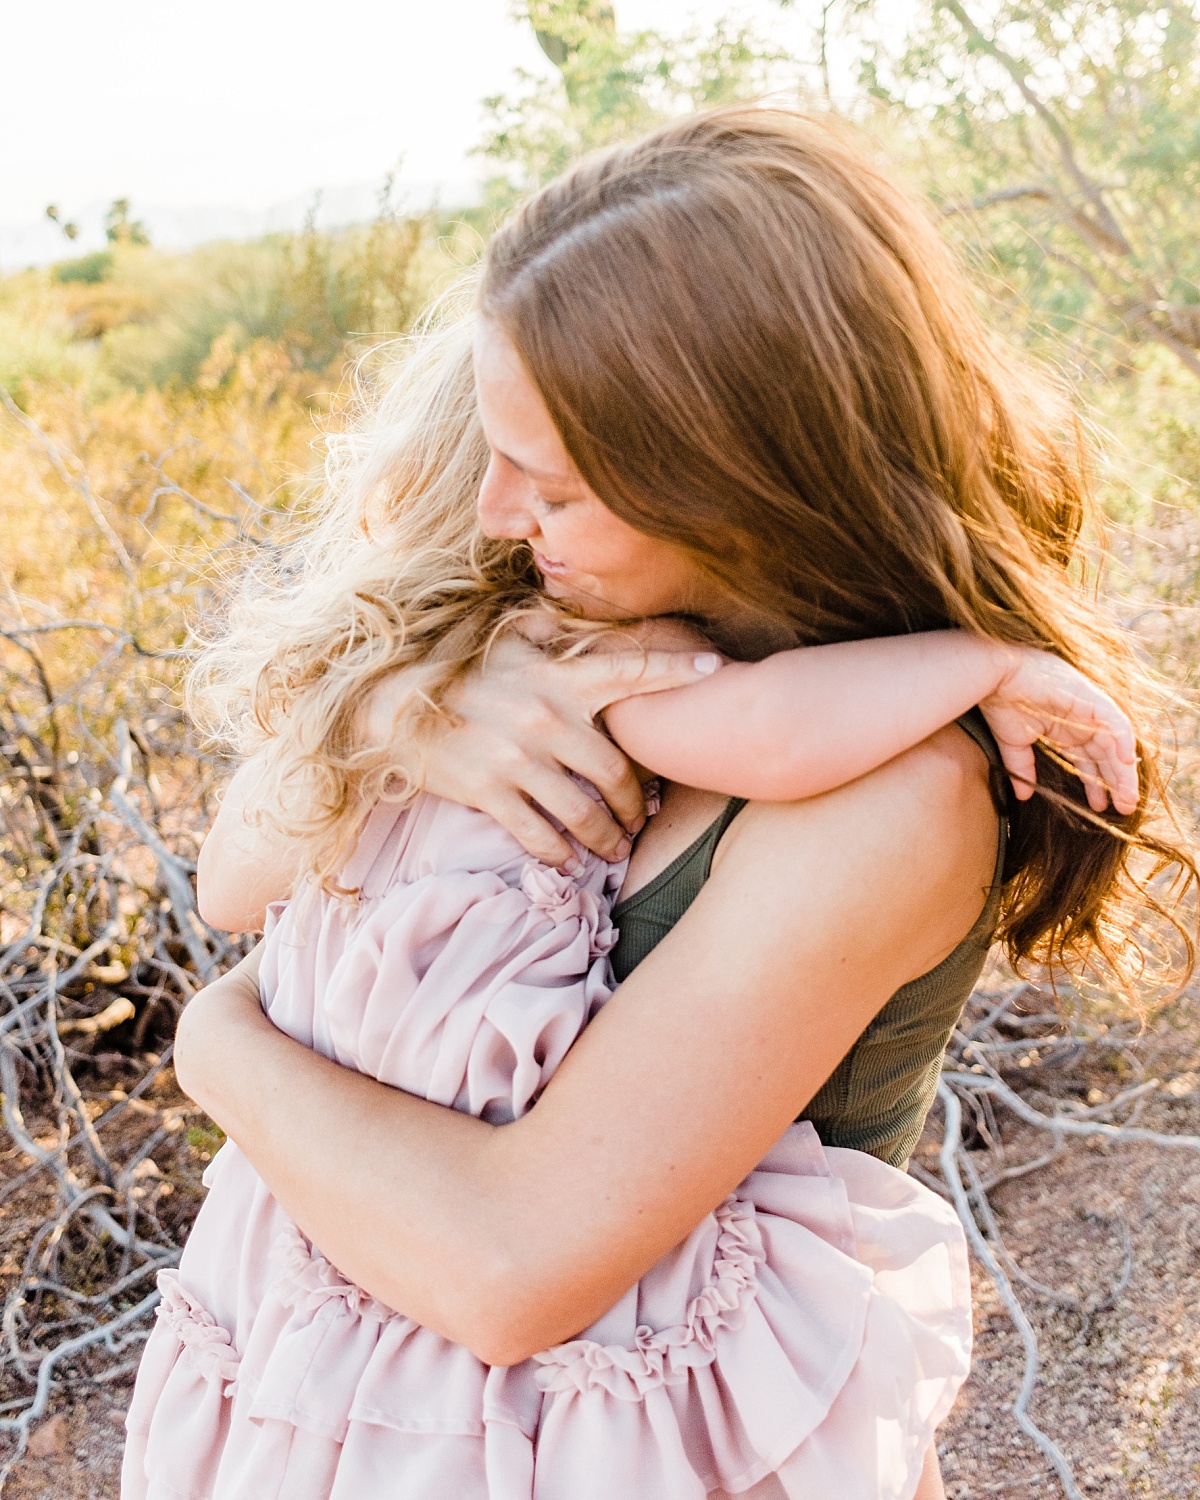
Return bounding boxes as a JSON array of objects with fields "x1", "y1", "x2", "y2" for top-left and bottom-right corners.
[
  {"x1": 414, "y1": 632, "x2": 722, "y2": 868},
  {"x1": 979, "y1": 650, "x2": 1139, "y2": 815}
]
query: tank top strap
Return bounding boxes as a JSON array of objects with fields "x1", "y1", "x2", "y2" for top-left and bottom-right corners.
[
  {"x1": 954, "y1": 706, "x2": 1010, "y2": 899},
  {"x1": 704, "y1": 794, "x2": 749, "y2": 853},
  {"x1": 609, "y1": 796, "x2": 745, "y2": 979}
]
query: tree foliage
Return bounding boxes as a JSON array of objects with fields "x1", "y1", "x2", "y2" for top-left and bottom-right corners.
[
  {"x1": 105, "y1": 198, "x2": 151, "y2": 248},
  {"x1": 477, "y1": 0, "x2": 789, "y2": 204},
  {"x1": 843, "y1": 0, "x2": 1200, "y2": 378}
]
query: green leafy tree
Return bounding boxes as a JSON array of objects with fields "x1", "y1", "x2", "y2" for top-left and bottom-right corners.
[
  {"x1": 840, "y1": 0, "x2": 1200, "y2": 378},
  {"x1": 478, "y1": 1, "x2": 788, "y2": 205}
]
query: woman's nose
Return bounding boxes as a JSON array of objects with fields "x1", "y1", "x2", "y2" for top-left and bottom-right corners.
[{"x1": 477, "y1": 456, "x2": 536, "y2": 540}]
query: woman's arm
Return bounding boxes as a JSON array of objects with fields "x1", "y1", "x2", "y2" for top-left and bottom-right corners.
[
  {"x1": 175, "y1": 724, "x2": 996, "y2": 1367},
  {"x1": 605, "y1": 630, "x2": 1138, "y2": 814}
]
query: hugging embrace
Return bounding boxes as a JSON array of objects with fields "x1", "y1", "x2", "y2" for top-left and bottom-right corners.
[{"x1": 121, "y1": 107, "x2": 1189, "y2": 1500}]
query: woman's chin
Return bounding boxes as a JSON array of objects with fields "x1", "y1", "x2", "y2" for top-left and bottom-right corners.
[{"x1": 540, "y1": 573, "x2": 634, "y2": 620}]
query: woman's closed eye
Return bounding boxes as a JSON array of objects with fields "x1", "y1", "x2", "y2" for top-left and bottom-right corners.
[{"x1": 535, "y1": 491, "x2": 571, "y2": 513}]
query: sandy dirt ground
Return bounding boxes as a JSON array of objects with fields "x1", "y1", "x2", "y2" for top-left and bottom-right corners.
[{"x1": 935, "y1": 1120, "x2": 1200, "y2": 1497}]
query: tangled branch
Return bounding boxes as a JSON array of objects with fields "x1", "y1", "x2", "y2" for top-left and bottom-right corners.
[
  {"x1": 919, "y1": 978, "x2": 1200, "y2": 1499},
  {"x1": 0, "y1": 399, "x2": 263, "y2": 1483}
]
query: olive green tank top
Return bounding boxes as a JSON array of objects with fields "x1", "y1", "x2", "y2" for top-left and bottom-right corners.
[{"x1": 609, "y1": 712, "x2": 1007, "y2": 1168}]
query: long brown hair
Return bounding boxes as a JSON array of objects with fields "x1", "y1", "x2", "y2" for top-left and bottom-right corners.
[{"x1": 481, "y1": 104, "x2": 1195, "y2": 987}]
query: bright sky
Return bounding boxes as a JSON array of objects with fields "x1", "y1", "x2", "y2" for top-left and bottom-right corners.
[{"x1": 1, "y1": 1, "x2": 834, "y2": 263}]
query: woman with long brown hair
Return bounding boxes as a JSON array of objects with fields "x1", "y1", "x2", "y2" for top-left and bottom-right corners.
[{"x1": 136, "y1": 108, "x2": 1190, "y2": 1498}]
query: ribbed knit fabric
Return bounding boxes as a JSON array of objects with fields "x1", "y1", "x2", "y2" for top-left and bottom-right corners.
[{"x1": 610, "y1": 712, "x2": 1007, "y2": 1167}]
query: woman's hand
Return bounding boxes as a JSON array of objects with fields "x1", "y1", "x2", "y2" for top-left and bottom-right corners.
[
  {"x1": 979, "y1": 649, "x2": 1139, "y2": 815},
  {"x1": 407, "y1": 632, "x2": 721, "y2": 869},
  {"x1": 197, "y1": 630, "x2": 719, "y2": 926}
]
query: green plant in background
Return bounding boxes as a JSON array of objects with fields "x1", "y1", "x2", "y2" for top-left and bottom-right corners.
[
  {"x1": 478, "y1": 0, "x2": 788, "y2": 205},
  {"x1": 72, "y1": 194, "x2": 436, "y2": 391},
  {"x1": 269, "y1": 180, "x2": 431, "y2": 373},
  {"x1": 104, "y1": 197, "x2": 151, "y2": 247},
  {"x1": 838, "y1": 0, "x2": 1200, "y2": 381},
  {"x1": 52, "y1": 251, "x2": 115, "y2": 286}
]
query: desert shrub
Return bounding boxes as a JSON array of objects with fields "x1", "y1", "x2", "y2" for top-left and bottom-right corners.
[{"x1": 52, "y1": 251, "x2": 115, "y2": 286}]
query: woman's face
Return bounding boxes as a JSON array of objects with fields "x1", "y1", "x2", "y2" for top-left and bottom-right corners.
[{"x1": 473, "y1": 319, "x2": 722, "y2": 621}]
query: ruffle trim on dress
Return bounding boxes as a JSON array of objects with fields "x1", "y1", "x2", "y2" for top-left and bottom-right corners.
[
  {"x1": 154, "y1": 1271, "x2": 240, "y2": 1394},
  {"x1": 123, "y1": 1129, "x2": 972, "y2": 1500},
  {"x1": 235, "y1": 1225, "x2": 488, "y2": 1442},
  {"x1": 532, "y1": 1196, "x2": 763, "y2": 1401},
  {"x1": 276, "y1": 1229, "x2": 395, "y2": 1325}
]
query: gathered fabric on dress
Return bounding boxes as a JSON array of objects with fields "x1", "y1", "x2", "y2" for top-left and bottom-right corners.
[{"x1": 122, "y1": 793, "x2": 972, "y2": 1500}]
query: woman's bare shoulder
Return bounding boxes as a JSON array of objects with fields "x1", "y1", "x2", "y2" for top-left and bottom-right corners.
[{"x1": 707, "y1": 722, "x2": 998, "y2": 983}]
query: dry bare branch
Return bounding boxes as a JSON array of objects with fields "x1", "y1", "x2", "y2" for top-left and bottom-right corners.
[
  {"x1": 934, "y1": 0, "x2": 1132, "y2": 257},
  {"x1": 938, "y1": 1081, "x2": 1086, "y2": 1500}
]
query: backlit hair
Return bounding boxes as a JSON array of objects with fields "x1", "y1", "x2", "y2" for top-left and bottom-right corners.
[
  {"x1": 480, "y1": 104, "x2": 1194, "y2": 985},
  {"x1": 189, "y1": 314, "x2": 551, "y2": 884}
]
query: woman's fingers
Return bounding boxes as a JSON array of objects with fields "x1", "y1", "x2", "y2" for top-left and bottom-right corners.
[
  {"x1": 425, "y1": 639, "x2": 720, "y2": 858},
  {"x1": 548, "y1": 721, "x2": 647, "y2": 836},
  {"x1": 518, "y1": 765, "x2": 632, "y2": 863},
  {"x1": 496, "y1": 714, "x2": 645, "y2": 843},
  {"x1": 482, "y1": 789, "x2": 579, "y2": 870},
  {"x1": 563, "y1": 648, "x2": 723, "y2": 712}
]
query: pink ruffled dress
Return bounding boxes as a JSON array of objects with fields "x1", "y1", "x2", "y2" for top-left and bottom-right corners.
[{"x1": 123, "y1": 793, "x2": 972, "y2": 1500}]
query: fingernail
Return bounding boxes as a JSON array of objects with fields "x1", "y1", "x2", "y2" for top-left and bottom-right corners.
[
  {"x1": 614, "y1": 837, "x2": 631, "y2": 861},
  {"x1": 627, "y1": 815, "x2": 646, "y2": 835},
  {"x1": 561, "y1": 856, "x2": 582, "y2": 876},
  {"x1": 694, "y1": 653, "x2": 722, "y2": 675}
]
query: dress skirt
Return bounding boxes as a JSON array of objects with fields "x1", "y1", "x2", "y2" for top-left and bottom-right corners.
[{"x1": 122, "y1": 795, "x2": 971, "y2": 1500}]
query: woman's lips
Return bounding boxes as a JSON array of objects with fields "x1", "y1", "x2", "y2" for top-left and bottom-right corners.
[{"x1": 532, "y1": 549, "x2": 572, "y2": 577}]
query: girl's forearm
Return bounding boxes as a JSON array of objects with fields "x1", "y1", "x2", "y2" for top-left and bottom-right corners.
[{"x1": 604, "y1": 630, "x2": 1009, "y2": 800}]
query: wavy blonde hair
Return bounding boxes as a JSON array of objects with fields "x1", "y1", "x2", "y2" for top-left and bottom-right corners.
[{"x1": 188, "y1": 309, "x2": 560, "y2": 886}]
